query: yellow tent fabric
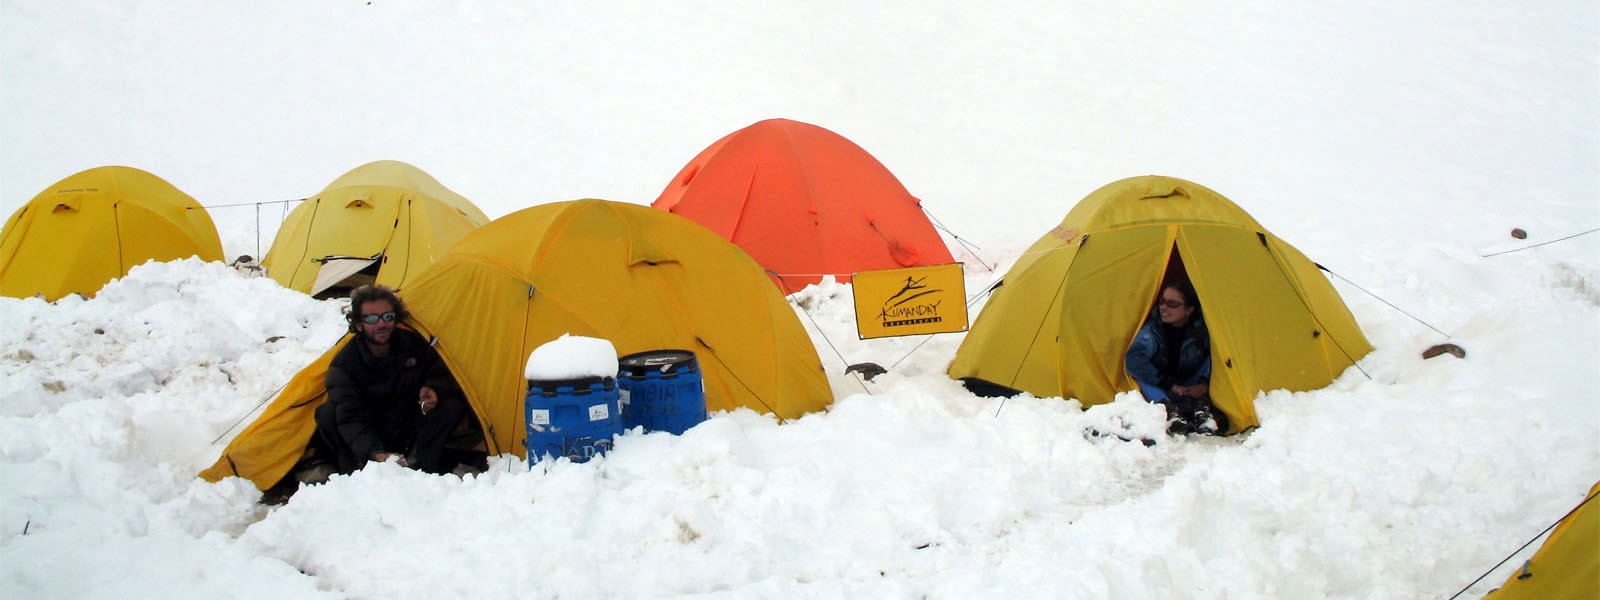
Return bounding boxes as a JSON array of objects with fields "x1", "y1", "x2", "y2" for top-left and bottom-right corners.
[
  {"x1": 1485, "y1": 481, "x2": 1600, "y2": 600},
  {"x1": 947, "y1": 175, "x2": 1372, "y2": 432},
  {"x1": 262, "y1": 160, "x2": 490, "y2": 297},
  {"x1": 0, "y1": 166, "x2": 224, "y2": 301},
  {"x1": 203, "y1": 199, "x2": 834, "y2": 489}
]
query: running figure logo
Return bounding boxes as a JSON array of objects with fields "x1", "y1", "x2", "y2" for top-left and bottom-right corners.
[{"x1": 878, "y1": 275, "x2": 944, "y2": 327}]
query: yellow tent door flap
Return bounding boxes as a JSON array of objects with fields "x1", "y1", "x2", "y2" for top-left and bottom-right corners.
[{"x1": 310, "y1": 257, "x2": 380, "y2": 296}]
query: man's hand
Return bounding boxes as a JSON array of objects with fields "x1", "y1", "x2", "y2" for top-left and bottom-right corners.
[
  {"x1": 372, "y1": 452, "x2": 409, "y2": 467},
  {"x1": 419, "y1": 386, "x2": 438, "y2": 415}
]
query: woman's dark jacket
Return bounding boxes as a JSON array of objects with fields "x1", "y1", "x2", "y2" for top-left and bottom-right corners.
[{"x1": 1125, "y1": 307, "x2": 1212, "y2": 391}]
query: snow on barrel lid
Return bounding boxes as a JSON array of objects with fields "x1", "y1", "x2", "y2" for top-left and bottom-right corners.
[{"x1": 524, "y1": 334, "x2": 618, "y2": 381}]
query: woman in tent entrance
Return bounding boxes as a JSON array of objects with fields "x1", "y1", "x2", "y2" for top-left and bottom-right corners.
[{"x1": 1126, "y1": 281, "x2": 1229, "y2": 435}]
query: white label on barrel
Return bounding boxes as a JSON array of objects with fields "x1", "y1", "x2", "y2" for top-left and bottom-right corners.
[
  {"x1": 530, "y1": 409, "x2": 551, "y2": 426},
  {"x1": 589, "y1": 404, "x2": 610, "y2": 421}
]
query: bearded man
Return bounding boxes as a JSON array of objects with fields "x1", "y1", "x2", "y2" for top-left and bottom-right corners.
[{"x1": 312, "y1": 284, "x2": 467, "y2": 474}]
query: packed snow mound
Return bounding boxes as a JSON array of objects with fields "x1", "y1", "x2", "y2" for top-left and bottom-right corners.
[{"x1": 0, "y1": 258, "x2": 346, "y2": 418}]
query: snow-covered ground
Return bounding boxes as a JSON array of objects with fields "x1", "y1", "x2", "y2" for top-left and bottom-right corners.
[{"x1": 2, "y1": 2, "x2": 1597, "y2": 598}]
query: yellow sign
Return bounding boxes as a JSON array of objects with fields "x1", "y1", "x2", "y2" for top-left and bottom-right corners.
[{"x1": 852, "y1": 263, "x2": 968, "y2": 339}]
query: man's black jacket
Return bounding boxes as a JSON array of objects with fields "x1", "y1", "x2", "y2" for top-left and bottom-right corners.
[{"x1": 324, "y1": 327, "x2": 459, "y2": 461}]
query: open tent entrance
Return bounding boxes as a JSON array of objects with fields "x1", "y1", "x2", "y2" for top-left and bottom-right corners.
[
  {"x1": 310, "y1": 256, "x2": 382, "y2": 300},
  {"x1": 961, "y1": 246, "x2": 1197, "y2": 400},
  {"x1": 959, "y1": 377, "x2": 1024, "y2": 398},
  {"x1": 1159, "y1": 246, "x2": 1190, "y2": 298},
  {"x1": 258, "y1": 346, "x2": 489, "y2": 503}
]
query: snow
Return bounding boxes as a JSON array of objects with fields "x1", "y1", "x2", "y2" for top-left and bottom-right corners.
[
  {"x1": 2, "y1": 1, "x2": 1598, "y2": 598},
  {"x1": 525, "y1": 335, "x2": 620, "y2": 381}
]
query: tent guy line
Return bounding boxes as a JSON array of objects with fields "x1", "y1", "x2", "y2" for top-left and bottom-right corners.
[
  {"x1": 209, "y1": 336, "x2": 342, "y2": 446},
  {"x1": 1319, "y1": 265, "x2": 1452, "y2": 339},
  {"x1": 787, "y1": 293, "x2": 874, "y2": 396},
  {"x1": 1480, "y1": 227, "x2": 1600, "y2": 258},
  {"x1": 194, "y1": 198, "x2": 306, "y2": 209},
  {"x1": 187, "y1": 198, "x2": 307, "y2": 258},
  {"x1": 922, "y1": 207, "x2": 996, "y2": 272},
  {"x1": 1447, "y1": 487, "x2": 1600, "y2": 600}
]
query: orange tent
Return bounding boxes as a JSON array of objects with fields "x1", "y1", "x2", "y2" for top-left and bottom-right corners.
[{"x1": 653, "y1": 118, "x2": 954, "y2": 293}]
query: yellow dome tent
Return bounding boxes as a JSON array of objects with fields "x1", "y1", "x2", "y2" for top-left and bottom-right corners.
[
  {"x1": 262, "y1": 160, "x2": 490, "y2": 298},
  {"x1": 203, "y1": 199, "x2": 834, "y2": 490},
  {"x1": 0, "y1": 166, "x2": 224, "y2": 301},
  {"x1": 948, "y1": 175, "x2": 1372, "y2": 433}
]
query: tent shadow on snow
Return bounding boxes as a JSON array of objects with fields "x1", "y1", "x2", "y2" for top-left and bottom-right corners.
[
  {"x1": 653, "y1": 118, "x2": 955, "y2": 293},
  {"x1": 0, "y1": 166, "x2": 224, "y2": 301},
  {"x1": 262, "y1": 160, "x2": 490, "y2": 299},
  {"x1": 203, "y1": 199, "x2": 834, "y2": 490},
  {"x1": 948, "y1": 175, "x2": 1374, "y2": 433}
]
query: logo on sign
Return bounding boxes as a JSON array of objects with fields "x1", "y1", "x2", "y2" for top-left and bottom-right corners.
[{"x1": 877, "y1": 276, "x2": 944, "y2": 328}]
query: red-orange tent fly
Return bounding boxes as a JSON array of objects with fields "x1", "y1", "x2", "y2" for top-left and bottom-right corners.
[{"x1": 653, "y1": 118, "x2": 954, "y2": 293}]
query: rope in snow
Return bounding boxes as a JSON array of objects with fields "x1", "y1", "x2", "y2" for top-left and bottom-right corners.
[
  {"x1": 865, "y1": 269, "x2": 999, "y2": 375},
  {"x1": 776, "y1": 273, "x2": 871, "y2": 396},
  {"x1": 1257, "y1": 242, "x2": 1372, "y2": 380},
  {"x1": 1447, "y1": 488, "x2": 1599, "y2": 600},
  {"x1": 198, "y1": 198, "x2": 304, "y2": 209},
  {"x1": 189, "y1": 198, "x2": 305, "y2": 260},
  {"x1": 922, "y1": 207, "x2": 996, "y2": 272},
  {"x1": 966, "y1": 278, "x2": 1003, "y2": 308},
  {"x1": 209, "y1": 378, "x2": 295, "y2": 446},
  {"x1": 1480, "y1": 227, "x2": 1600, "y2": 257},
  {"x1": 693, "y1": 337, "x2": 783, "y2": 417},
  {"x1": 886, "y1": 333, "x2": 939, "y2": 373},
  {"x1": 209, "y1": 334, "x2": 340, "y2": 445},
  {"x1": 1318, "y1": 266, "x2": 1451, "y2": 339},
  {"x1": 782, "y1": 267, "x2": 988, "y2": 389},
  {"x1": 767, "y1": 271, "x2": 860, "y2": 278}
]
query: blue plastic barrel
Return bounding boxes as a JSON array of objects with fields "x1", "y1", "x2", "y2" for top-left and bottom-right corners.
[
  {"x1": 618, "y1": 349, "x2": 707, "y2": 435},
  {"x1": 524, "y1": 376, "x2": 622, "y2": 465}
]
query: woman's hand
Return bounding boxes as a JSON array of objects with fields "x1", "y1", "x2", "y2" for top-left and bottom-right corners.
[{"x1": 1172, "y1": 383, "x2": 1209, "y2": 398}]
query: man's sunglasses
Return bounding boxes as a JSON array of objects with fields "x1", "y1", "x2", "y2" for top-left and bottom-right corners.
[
  {"x1": 1158, "y1": 299, "x2": 1186, "y2": 309},
  {"x1": 359, "y1": 312, "x2": 398, "y2": 324}
]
